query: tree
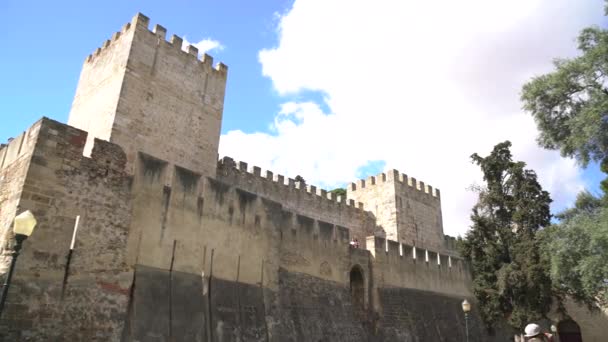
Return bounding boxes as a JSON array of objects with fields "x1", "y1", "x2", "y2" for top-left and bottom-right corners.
[
  {"x1": 539, "y1": 192, "x2": 608, "y2": 308},
  {"x1": 329, "y1": 187, "x2": 346, "y2": 197},
  {"x1": 522, "y1": 3, "x2": 608, "y2": 312},
  {"x1": 460, "y1": 141, "x2": 553, "y2": 331},
  {"x1": 294, "y1": 175, "x2": 306, "y2": 185},
  {"x1": 553, "y1": 190, "x2": 602, "y2": 221},
  {"x1": 521, "y1": 26, "x2": 608, "y2": 195}
]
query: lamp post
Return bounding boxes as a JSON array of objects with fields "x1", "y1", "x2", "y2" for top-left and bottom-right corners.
[
  {"x1": 0, "y1": 210, "x2": 37, "y2": 317},
  {"x1": 462, "y1": 299, "x2": 471, "y2": 342}
]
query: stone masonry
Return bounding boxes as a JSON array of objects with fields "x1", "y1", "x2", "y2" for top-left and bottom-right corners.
[
  {"x1": 0, "y1": 12, "x2": 606, "y2": 341},
  {"x1": 68, "y1": 14, "x2": 227, "y2": 177}
]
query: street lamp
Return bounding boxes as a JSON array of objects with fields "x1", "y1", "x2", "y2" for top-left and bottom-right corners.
[
  {"x1": 0, "y1": 210, "x2": 37, "y2": 317},
  {"x1": 462, "y1": 299, "x2": 471, "y2": 342}
]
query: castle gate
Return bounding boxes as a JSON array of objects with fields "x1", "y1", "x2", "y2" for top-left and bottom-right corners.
[
  {"x1": 350, "y1": 265, "x2": 365, "y2": 313},
  {"x1": 558, "y1": 319, "x2": 583, "y2": 342}
]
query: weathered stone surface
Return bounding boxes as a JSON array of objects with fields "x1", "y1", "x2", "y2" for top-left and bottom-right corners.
[
  {"x1": 68, "y1": 13, "x2": 227, "y2": 178},
  {"x1": 377, "y1": 287, "x2": 496, "y2": 342},
  {"x1": 1, "y1": 12, "x2": 606, "y2": 342},
  {"x1": 129, "y1": 265, "x2": 171, "y2": 340},
  {"x1": 347, "y1": 172, "x2": 445, "y2": 252},
  {"x1": 0, "y1": 119, "x2": 132, "y2": 341},
  {"x1": 210, "y1": 277, "x2": 268, "y2": 342},
  {"x1": 272, "y1": 268, "x2": 368, "y2": 342},
  {"x1": 0, "y1": 121, "x2": 41, "y2": 274},
  {"x1": 171, "y1": 270, "x2": 207, "y2": 341}
]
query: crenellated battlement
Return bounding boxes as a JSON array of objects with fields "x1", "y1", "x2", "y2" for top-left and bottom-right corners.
[
  {"x1": 260, "y1": 200, "x2": 353, "y2": 247},
  {"x1": 70, "y1": 13, "x2": 228, "y2": 177},
  {"x1": 368, "y1": 236, "x2": 460, "y2": 263},
  {"x1": 0, "y1": 119, "x2": 42, "y2": 171},
  {"x1": 366, "y1": 236, "x2": 470, "y2": 297},
  {"x1": 216, "y1": 156, "x2": 379, "y2": 241},
  {"x1": 348, "y1": 169, "x2": 440, "y2": 200},
  {"x1": 84, "y1": 13, "x2": 227, "y2": 75},
  {"x1": 218, "y1": 156, "x2": 365, "y2": 210},
  {"x1": 347, "y1": 168, "x2": 445, "y2": 252},
  {"x1": 84, "y1": 20, "x2": 131, "y2": 64}
]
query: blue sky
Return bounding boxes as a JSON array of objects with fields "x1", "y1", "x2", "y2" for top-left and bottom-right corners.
[
  {"x1": 1, "y1": 0, "x2": 605, "y2": 235},
  {"x1": 0, "y1": 0, "x2": 292, "y2": 135}
]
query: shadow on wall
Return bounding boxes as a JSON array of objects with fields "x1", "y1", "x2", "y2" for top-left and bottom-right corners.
[
  {"x1": 350, "y1": 265, "x2": 365, "y2": 314},
  {"x1": 557, "y1": 319, "x2": 582, "y2": 342}
]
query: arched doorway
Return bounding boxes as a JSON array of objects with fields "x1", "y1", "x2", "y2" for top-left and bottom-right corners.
[
  {"x1": 557, "y1": 319, "x2": 582, "y2": 342},
  {"x1": 350, "y1": 266, "x2": 365, "y2": 313}
]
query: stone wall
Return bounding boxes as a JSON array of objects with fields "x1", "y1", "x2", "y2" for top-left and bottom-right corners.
[
  {"x1": 116, "y1": 148, "x2": 367, "y2": 340},
  {"x1": 272, "y1": 268, "x2": 369, "y2": 342},
  {"x1": 0, "y1": 118, "x2": 133, "y2": 341},
  {"x1": 366, "y1": 236, "x2": 470, "y2": 298},
  {"x1": 124, "y1": 150, "x2": 377, "y2": 287},
  {"x1": 124, "y1": 154, "x2": 279, "y2": 287},
  {"x1": 5, "y1": 119, "x2": 601, "y2": 341},
  {"x1": 375, "y1": 287, "x2": 503, "y2": 342},
  {"x1": 216, "y1": 157, "x2": 379, "y2": 243},
  {"x1": 0, "y1": 121, "x2": 41, "y2": 274},
  {"x1": 547, "y1": 299, "x2": 608, "y2": 342}
]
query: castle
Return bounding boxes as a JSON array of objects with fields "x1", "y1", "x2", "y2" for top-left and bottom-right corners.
[{"x1": 0, "y1": 13, "x2": 605, "y2": 341}]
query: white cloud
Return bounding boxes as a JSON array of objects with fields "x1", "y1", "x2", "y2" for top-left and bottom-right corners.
[
  {"x1": 182, "y1": 37, "x2": 224, "y2": 55},
  {"x1": 219, "y1": 0, "x2": 604, "y2": 236}
]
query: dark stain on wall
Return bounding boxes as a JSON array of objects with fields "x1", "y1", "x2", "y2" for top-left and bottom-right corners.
[
  {"x1": 171, "y1": 270, "x2": 206, "y2": 341},
  {"x1": 336, "y1": 225, "x2": 350, "y2": 243},
  {"x1": 236, "y1": 188, "x2": 258, "y2": 225},
  {"x1": 210, "y1": 277, "x2": 268, "y2": 342},
  {"x1": 126, "y1": 265, "x2": 206, "y2": 342},
  {"x1": 281, "y1": 211, "x2": 294, "y2": 231},
  {"x1": 318, "y1": 221, "x2": 334, "y2": 241},
  {"x1": 175, "y1": 166, "x2": 199, "y2": 194},
  {"x1": 139, "y1": 152, "x2": 167, "y2": 183},
  {"x1": 296, "y1": 214, "x2": 314, "y2": 236},
  {"x1": 236, "y1": 188, "x2": 257, "y2": 211},
  {"x1": 116, "y1": 266, "x2": 508, "y2": 342},
  {"x1": 261, "y1": 197, "x2": 283, "y2": 230},
  {"x1": 228, "y1": 206, "x2": 235, "y2": 225},
  {"x1": 197, "y1": 196, "x2": 204, "y2": 220},
  {"x1": 387, "y1": 240, "x2": 400, "y2": 255},
  {"x1": 129, "y1": 265, "x2": 171, "y2": 340},
  {"x1": 207, "y1": 177, "x2": 231, "y2": 205},
  {"x1": 376, "y1": 287, "x2": 494, "y2": 342},
  {"x1": 273, "y1": 267, "x2": 368, "y2": 342},
  {"x1": 160, "y1": 185, "x2": 171, "y2": 241}
]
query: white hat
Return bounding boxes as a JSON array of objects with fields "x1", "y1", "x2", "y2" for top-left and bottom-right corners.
[{"x1": 524, "y1": 323, "x2": 541, "y2": 337}]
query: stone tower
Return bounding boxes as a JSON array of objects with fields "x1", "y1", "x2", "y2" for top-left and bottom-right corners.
[
  {"x1": 347, "y1": 170, "x2": 445, "y2": 251},
  {"x1": 68, "y1": 13, "x2": 228, "y2": 177}
]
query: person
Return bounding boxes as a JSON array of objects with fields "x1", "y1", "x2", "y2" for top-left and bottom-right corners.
[
  {"x1": 524, "y1": 323, "x2": 553, "y2": 341},
  {"x1": 354, "y1": 238, "x2": 360, "y2": 248}
]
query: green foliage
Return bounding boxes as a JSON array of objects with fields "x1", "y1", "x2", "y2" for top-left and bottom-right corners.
[
  {"x1": 329, "y1": 188, "x2": 346, "y2": 197},
  {"x1": 520, "y1": 1, "x2": 608, "y2": 314},
  {"x1": 521, "y1": 26, "x2": 608, "y2": 194},
  {"x1": 294, "y1": 175, "x2": 306, "y2": 185},
  {"x1": 554, "y1": 190, "x2": 602, "y2": 221},
  {"x1": 539, "y1": 193, "x2": 608, "y2": 308},
  {"x1": 460, "y1": 141, "x2": 553, "y2": 330},
  {"x1": 522, "y1": 8, "x2": 608, "y2": 308}
]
